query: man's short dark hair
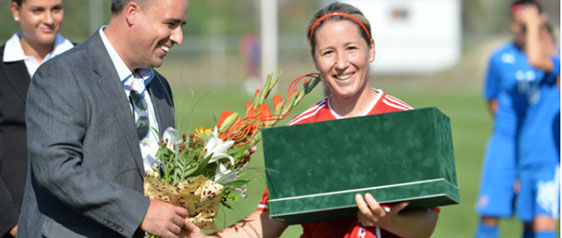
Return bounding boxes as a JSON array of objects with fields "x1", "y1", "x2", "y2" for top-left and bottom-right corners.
[
  {"x1": 512, "y1": 0, "x2": 543, "y2": 14},
  {"x1": 12, "y1": 0, "x2": 23, "y2": 6},
  {"x1": 111, "y1": 0, "x2": 149, "y2": 14}
]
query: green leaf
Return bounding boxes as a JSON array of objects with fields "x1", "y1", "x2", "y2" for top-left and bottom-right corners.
[
  {"x1": 224, "y1": 179, "x2": 250, "y2": 187},
  {"x1": 180, "y1": 153, "x2": 212, "y2": 180},
  {"x1": 304, "y1": 76, "x2": 321, "y2": 94},
  {"x1": 204, "y1": 162, "x2": 218, "y2": 178},
  {"x1": 229, "y1": 144, "x2": 250, "y2": 164},
  {"x1": 177, "y1": 151, "x2": 199, "y2": 181}
]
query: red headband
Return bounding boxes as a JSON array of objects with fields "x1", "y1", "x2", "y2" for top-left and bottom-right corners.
[
  {"x1": 512, "y1": 5, "x2": 522, "y2": 13},
  {"x1": 309, "y1": 12, "x2": 371, "y2": 40}
]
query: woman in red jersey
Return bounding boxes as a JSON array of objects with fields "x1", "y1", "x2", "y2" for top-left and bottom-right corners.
[{"x1": 184, "y1": 2, "x2": 439, "y2": 238}]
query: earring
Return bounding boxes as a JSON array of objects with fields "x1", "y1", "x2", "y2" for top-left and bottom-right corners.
[{"x1": 14, "y1": 17, "x2": 19, "y2": 21}]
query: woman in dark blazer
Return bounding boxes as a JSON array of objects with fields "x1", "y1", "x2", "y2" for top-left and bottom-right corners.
[{"x1": 0, "y1": 0, "x2": 72, "y2": 237}]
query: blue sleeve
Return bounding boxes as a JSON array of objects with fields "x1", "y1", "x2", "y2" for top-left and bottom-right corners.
[
  {"x1": 542, "y1": 55, "x2": 560, "y2": 85},
  {"x1": 483, "y1": 55, "x2": 500, "y2": 101},
  {"x1": 551, "y1": 55, "x2": 560, "y2": 76}
]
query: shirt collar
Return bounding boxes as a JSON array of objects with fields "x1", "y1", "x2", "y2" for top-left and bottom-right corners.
[
  {"x1": 3, "y1": 32, "x2": 73, "y2": 63},
  {"x1": 98, "y1": 26, "x2": 153, "y2": 94},
  {"x1": 51, "y1": 33, "x2": 74, "y2": 56},
  {"x1": 123, "y1": 69, "x2": 154, "y2": 94}
]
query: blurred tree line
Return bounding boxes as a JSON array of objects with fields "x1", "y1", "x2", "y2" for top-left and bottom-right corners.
[{"x1": 0, "y1": 0, "x2": 559, "y2": 42}]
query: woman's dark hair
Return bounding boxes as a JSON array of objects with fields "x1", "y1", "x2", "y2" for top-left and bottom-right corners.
[{"x1": 306, "y1": 2, "x2": 372, "y2": 53}]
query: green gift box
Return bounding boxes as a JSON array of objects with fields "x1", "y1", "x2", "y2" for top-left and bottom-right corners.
[{"x1": 262, "y1": 107, "x2": 459, "y2": 224}]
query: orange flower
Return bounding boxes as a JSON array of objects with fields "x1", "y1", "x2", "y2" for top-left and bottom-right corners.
[
  {"x1": 257, "y1": 104, "x2": 271, "y2": 121},
  {"x1": 273, "y1": 95, "x2": 283, "y2": 111},
  {"x1": 247, "y1": 107, "x2": 257, "y2": 118},
  {"x1": 246, "y1": 101, "x2": 253, "y2": 112},
  {"x1": 217, "y1": 111, "x2": 233, "y2": 129}
]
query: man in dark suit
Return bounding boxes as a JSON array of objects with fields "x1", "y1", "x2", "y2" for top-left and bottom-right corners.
[{"x1": 17, "y1": 0, "x2": 191, "y2": 237}]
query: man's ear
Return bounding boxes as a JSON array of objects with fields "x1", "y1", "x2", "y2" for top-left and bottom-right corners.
[
  {"x1": 124, "y1": 2, "x2": 142, "y2": 26},
  {"x1": 11, "y1": 2, "x2": 20, "y2": 22}
]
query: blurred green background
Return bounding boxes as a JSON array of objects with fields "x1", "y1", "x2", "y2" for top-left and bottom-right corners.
[{"x1": 1, "y1": 0, "x2": 559, "y2": 237}]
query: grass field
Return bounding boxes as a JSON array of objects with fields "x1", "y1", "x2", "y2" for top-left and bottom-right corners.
[{"x1": 169, "y1": 87, "x2": 525, "y2": 238}]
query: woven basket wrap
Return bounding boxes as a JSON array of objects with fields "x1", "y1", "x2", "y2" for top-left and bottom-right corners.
[{"x1": 144, "y1": 173, "x2": 224, "y2": 231}]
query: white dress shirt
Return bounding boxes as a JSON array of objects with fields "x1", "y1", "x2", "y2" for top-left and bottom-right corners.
[
  {"x1": 98, "y1": 27, "x2": 161, "y2": 172},
  {"x1": 3, "y1": 32, "x2": 74, "y2": 77}
]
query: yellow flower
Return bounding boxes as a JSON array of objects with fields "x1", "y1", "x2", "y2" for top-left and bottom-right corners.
[{"x1": 193, "y1": 126, "x2": 212, "y2": 140}]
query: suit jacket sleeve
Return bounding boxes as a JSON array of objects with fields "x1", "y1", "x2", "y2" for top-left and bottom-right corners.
[
  {"x1": 0, "y1": 52, "x2": 27, "y2": 236},
  {"x1": 26, "y1": 61, "x2": 149, "y2": 236},
  {"x1": 0, "y1": 177, "x2": 18, "y2": 236}
]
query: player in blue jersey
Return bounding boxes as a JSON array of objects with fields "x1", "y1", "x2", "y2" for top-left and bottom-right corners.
[
  {"x1": 474, "y1": 1, "x2": 551, "y2": 237},
  {"x1": 516, "y1": 4, "x2": 560, "y2": 238}
]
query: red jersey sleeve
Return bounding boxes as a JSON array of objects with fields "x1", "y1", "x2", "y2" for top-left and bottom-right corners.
[{"x1": 257, "y1": 188, "x2": 269, "y2": 212}]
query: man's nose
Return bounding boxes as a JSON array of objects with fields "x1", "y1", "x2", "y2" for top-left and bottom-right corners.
[{"x1": 171, "y1": 27, "x2": 184, "y2": 46}]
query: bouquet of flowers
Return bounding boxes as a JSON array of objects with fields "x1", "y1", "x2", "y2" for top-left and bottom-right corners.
[{"x1": 144, "y1": 73, "x2": 321, "y2": 231}]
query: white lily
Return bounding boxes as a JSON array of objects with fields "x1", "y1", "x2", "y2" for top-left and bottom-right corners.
[
  {"x1": 203, "y1": 127, "x2": 236, "y2": 182},
  {"x1": 162, "y1": 127, "x2": 182, "y2": 150},
  {"x1": 214, "y1": 162, "x2": 238, "y2": 184},
  {"x1": 204, "y1": 127, "x2": 235, "y2": 164}
]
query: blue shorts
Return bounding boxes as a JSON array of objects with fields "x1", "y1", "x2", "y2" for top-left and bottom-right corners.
[
  {"x1": 516, "y1": 164, "x2": 560, "y2": 222},
  {"x1": 476, "y1": 133, "x2": 518, "y2": 217}
]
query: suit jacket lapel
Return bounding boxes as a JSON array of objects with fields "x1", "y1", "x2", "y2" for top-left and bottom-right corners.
[
  {"x1": 84, "y1": 33, "x2": 146, "y2": 177},
  {"x1": 148, "y1": 73, "x2": 175, "y2": 135},
  {"x1": 0, "y1": 46, "x2": 31, "y2": 103}
]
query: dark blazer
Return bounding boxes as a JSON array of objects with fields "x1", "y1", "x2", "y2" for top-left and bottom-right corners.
[
  {"x1": 17, "y1": 32, "x2": 175, "y2": 237},
  {"x1": 0, "y1": 44, "x2": 31, "y2": 237}
]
